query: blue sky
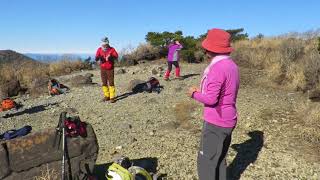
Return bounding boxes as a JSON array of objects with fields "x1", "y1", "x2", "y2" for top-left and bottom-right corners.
[{"x1": 0, "y1": 0, "x2": 319, "y2": 53}]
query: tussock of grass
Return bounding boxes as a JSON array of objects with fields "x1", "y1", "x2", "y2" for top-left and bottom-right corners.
[
  {"x1": 290, "y1": 102, "x2": 320, "y2": 162},
  {"x1": 174, "y1": 101, "x2": 200, "y2": 132},
  {"x1": 296, "y1": 102, "x2": 320, "y2": 144},
  {"x1": 232, "y1": 37, "x2": 320, "y2": 91},
  {"x1": 34, "y1": 164, "x2": 58, "y2": 180}
]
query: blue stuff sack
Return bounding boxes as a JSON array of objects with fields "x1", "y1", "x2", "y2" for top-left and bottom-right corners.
[{"x1": 1, "y1": 125, "x2": 32, "y2": 140}]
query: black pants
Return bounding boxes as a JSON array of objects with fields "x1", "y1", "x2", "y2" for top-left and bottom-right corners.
[
  {"x1": 167, "y1": 61, "x2": 179, "y2": 71},
  {"x1": 198, "y1": 122, "x2": 233, "y2": 180}
]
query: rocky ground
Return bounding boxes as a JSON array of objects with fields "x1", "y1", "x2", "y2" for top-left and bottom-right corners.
[{"x1": 0, "y1": 61, "x2": 319, "y2": 180}]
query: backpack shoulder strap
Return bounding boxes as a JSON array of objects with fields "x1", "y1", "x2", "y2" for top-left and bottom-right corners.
[
  {"x1": 107, "y1": 163, "x2": 133, "y2": 180},
  {"x1": 128, "y1": 166, "x2": 153, "y2": 180}
]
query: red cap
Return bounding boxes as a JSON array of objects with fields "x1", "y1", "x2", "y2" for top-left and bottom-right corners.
[{"x1": 202, "y1": 28, "x2": 234, "y2": 53}]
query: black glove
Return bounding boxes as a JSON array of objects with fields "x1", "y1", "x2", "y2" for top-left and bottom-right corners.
[{"x1": 96, "y1": 56, "x2": 106, "y2": 63}]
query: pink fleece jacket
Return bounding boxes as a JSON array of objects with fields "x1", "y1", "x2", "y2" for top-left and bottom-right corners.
[{"x1": 193, "y1": 56, "x2": 240, "y2": 128}]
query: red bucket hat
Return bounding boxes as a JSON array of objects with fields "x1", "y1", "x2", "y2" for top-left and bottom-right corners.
[{"x1": 202, "y1": 28, "x2": 234, "y2": 53}]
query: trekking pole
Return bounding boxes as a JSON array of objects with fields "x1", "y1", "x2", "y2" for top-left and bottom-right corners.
[
  {"x1": 62, "y1": 122, "x2": 65, "y2": 180},
  {"x1": 60, "y1": 112, "x2": 67, "y2": 180},
  {"x1": 53, "y1": 116, "x2": 62, "y2": 149}
]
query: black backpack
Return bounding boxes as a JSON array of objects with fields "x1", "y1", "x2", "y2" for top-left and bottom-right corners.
[
  {"x1": 142, "y1": 77, "x2": 162, "y2": 93},
  {"x1": 132, "y1": 77, "x2": 163, "y2": 94}
]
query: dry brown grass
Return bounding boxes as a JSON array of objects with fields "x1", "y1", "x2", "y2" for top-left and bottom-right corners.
[
  {"x1": 292, "y1": 101, "x2": 320, "y2": 162},
  {"x1": 33, "y1": 164, "x2": 59, "y2": 180},
  {"x1": 17, "y1": 64, "x2": 50, "y2": 87},
  {"x1": 233, "y1": 37, "x2": 320, "y2": 160},
  {"x1": 232, "y1": 37, "x2": 320, "y2": 91},
  {"x1": 174, "y1": 101, "x2": 200, "y2": 132},
  {"x1": 49, "y1": 60, "x2": 85, "y2": 76},
  {"x1": 0, "y1": 60, "x2": 88, "y2": 97},
  {"x1": 0, "y1": 64, "x2": 16, "y2": 83},
  {"x1": 296, "y1": 102, "x2": 320, "y2": 144}
]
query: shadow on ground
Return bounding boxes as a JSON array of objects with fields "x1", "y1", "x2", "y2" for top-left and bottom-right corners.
[
  {"x1": 115, "y1": 91, "x2": 137, "y2": 101},
  {"x1": 94, "y1": 157, "x2": 164, "y2": 179},
  {"x1": 228, "y1": 130, "x2": 264, "y2": 180},
  {"x1": 116, "y1": 85, "x2": 164, "y2": 102},
  {"x1": 2, "y1": 102, "x2": 59, "y2": 118},
  {"x1": 181, "y1": 73, "x2": 200, "y2": 80}
]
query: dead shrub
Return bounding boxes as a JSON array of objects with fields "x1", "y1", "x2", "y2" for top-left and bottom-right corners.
[
  {"x1": 34, "y1": 164, "x2": 59, "y2": 180},
  {"x1": 117, "y1": 57, "x2": 138, "y2": 67},
  {"x1": 133, "y1": 43, "x2": 160, "y2": 60},
  {"x1": 49, "y1": 60, "x2": 85, "y2": 76},
  {"x1": 302, "y1": 43, "x2": 320, "y2": 91},
  {"x1": 0, "y1": 64, "x2": 16, "y2": 83},
  {"x1": 17, "y1": 64, "x2": 50, "y2": 87},
  {"x1": 119, "y1": 43, "x2": 160, "y2": 66}
]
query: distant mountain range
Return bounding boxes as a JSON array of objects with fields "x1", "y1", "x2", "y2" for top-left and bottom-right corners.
[
  {"x1": 0, "y1": 50, "x2": 42, "y2": 65},
  {"x1": 24, "y1": 53, "x2": 95, "y2": 62}
]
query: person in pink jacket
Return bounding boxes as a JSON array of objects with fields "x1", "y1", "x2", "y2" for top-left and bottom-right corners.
[
  {"x1": 164, "y1": 40, "x2": 183, "y2": 80},
  {"x1": 188, "y1": 28, "x2": 240, "y2": 180}
]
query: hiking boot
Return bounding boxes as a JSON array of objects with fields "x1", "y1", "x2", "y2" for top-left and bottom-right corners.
[
  {"x1": 102, "y1": 97, "x2": 110, "y2": 102},
  {"x1": 110, "y1": 98, "x2": 116, "y2": 103}
]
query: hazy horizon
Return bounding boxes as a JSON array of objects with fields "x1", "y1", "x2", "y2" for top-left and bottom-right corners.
[{"x1": 1, "y1": 0, "x2": 319, "y2": 53}]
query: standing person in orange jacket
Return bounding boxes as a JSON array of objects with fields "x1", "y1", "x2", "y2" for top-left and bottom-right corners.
[{"x1": 95, "y1": 37, "x2": 118, "y2": 103}]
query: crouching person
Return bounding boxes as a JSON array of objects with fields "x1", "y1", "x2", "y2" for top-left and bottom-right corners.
[
  {"x1": 95, "y1": 37, "x2": 119, "y2": 103},
  {"x1": 48, "y1": 79, "x2": 69, "y2": 96}
]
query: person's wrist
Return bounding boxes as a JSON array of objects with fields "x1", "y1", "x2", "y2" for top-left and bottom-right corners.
[{"x1": 191, "y1": 91, "x2": 196, "y2": 98}]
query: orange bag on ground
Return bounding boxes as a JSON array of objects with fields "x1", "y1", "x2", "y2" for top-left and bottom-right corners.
[{"x1": 0, "y1": 99, "x2": 16, "y2": 111}]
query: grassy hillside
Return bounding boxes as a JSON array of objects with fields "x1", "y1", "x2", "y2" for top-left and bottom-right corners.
[
  {"x1": 0, "y1": 50, "x2": 90, "y2": 90},
  {"x1": 232, "y1": 37, "x2": 320, "y2": 92}
]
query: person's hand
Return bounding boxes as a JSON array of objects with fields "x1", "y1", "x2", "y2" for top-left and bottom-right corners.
[
  {"x1": 105, "y1": 54, "x2": 110, "y2": 61},
  {"x1": 188, "y1": 86, "x2": 199, "y2": 98}
]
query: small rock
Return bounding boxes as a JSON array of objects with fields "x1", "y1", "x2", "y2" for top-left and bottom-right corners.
[
  {"x1": 157, "y1": 66, "x2": 164, "y2": 71},
  {"x1": 175, "y1": 87, "x2": 183, "y2": 92},
  {"x1": 66, "y1": 75, "x2": 93, "y2": 87},
  {"x1": 308, "y1": 89, "x2": 320, "y2": 102},
  {"x1": 115, "y1": 146, "x2": 123, "y2": 150},
  {"x1": 84, "y1": 73, "x2": 94, "y2": 78},
  {"x1": 110, "y1": 151, "x2": 118, "y2": 155},
  {"x1": 117, "y1": 68, "x2": 126, "y2": 74},
  {"x1": 151, "y1": 68, "x2": 158, "y2": 75}
]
